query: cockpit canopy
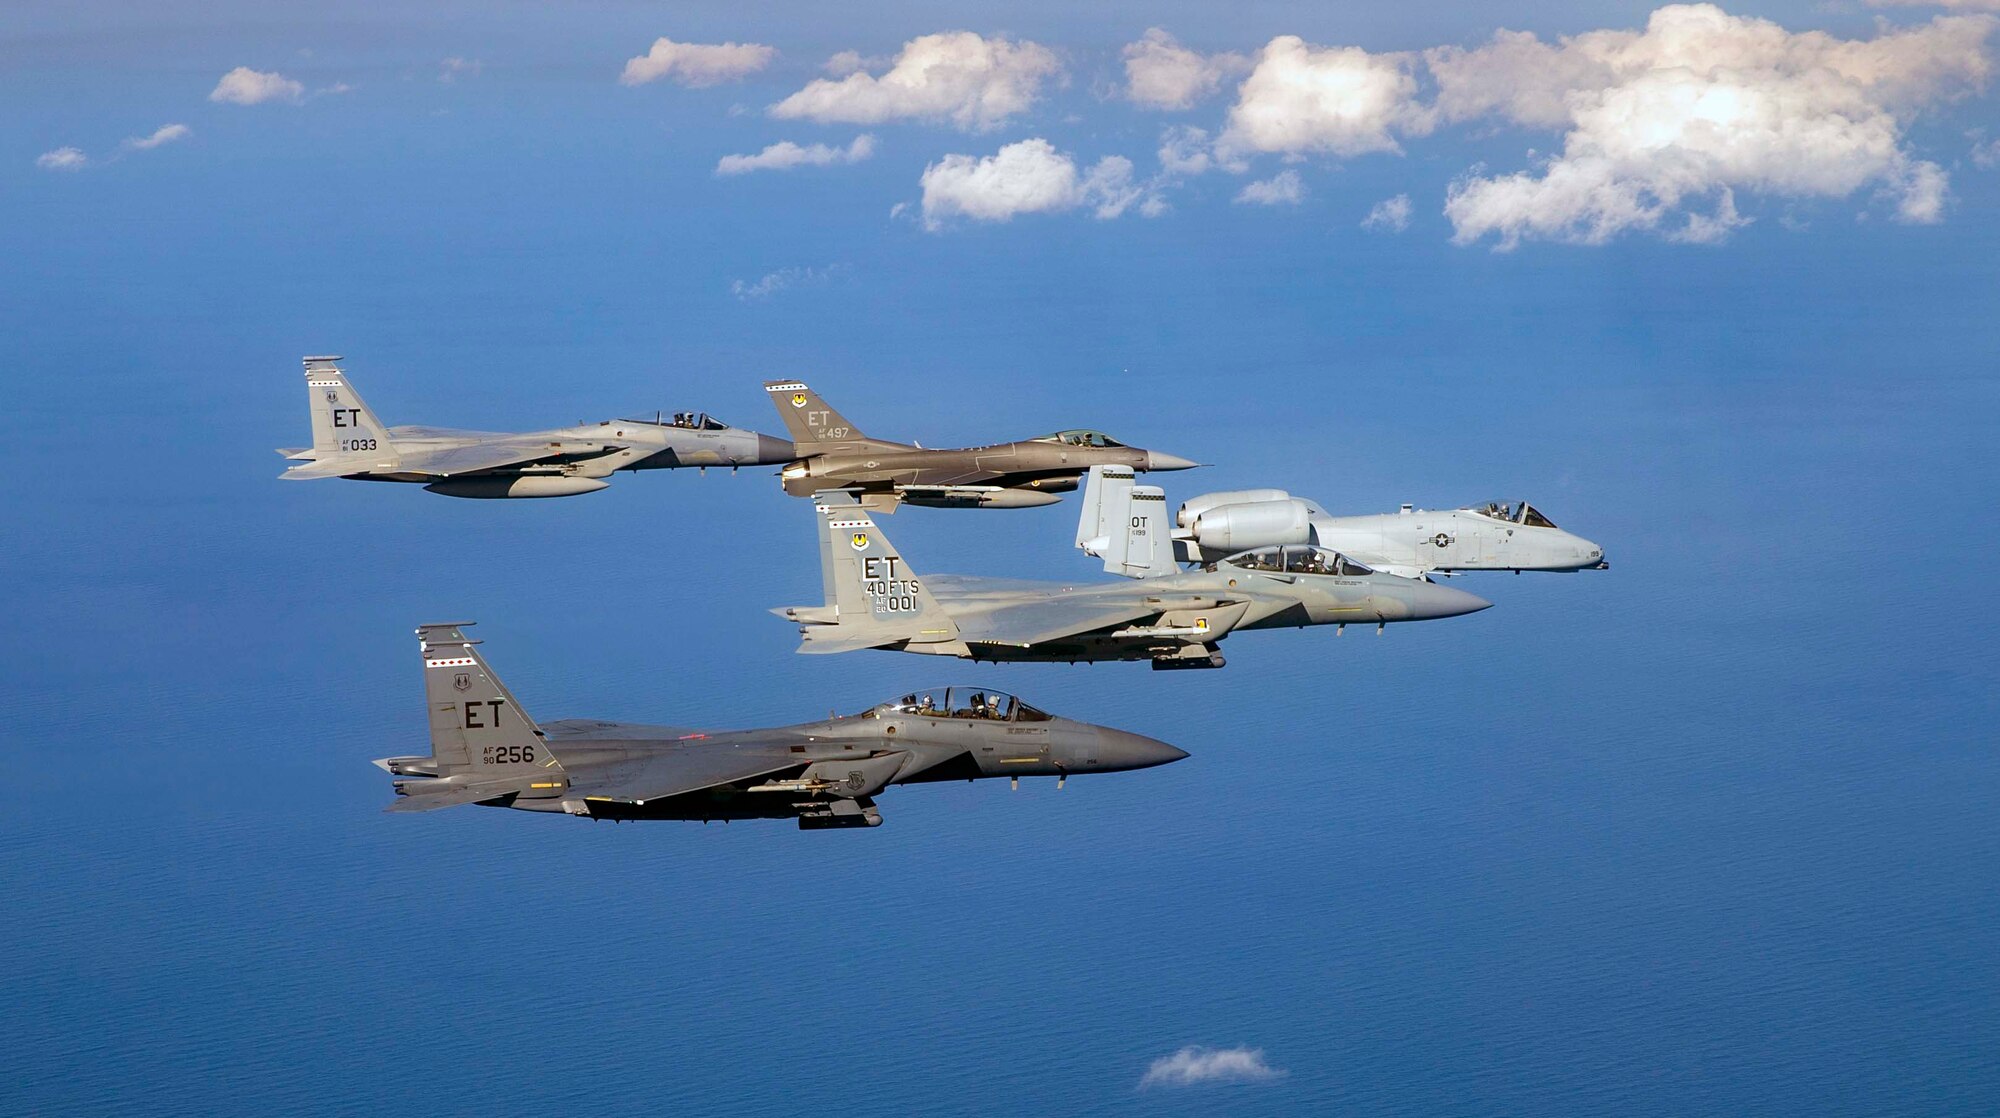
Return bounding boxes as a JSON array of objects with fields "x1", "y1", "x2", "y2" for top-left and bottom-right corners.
[
  {"x1": 621, "y1": 412, "x2": 730, "y2": 431},
  {"x1": 1469, "y1": 501, "x2": 1559, "y2": 529},
  {"x1": 1211, "y1": 545, "x2": 1375, "y2": 577},
  {"x1": 1033, "y1": 429, "x2": 1127, "y2": 448},
  {"x1": 869, "y1": 687, "x2": 1053, "y2": 723}
]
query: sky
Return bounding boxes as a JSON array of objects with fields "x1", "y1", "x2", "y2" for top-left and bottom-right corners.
[{"x1": 4, "y1": 3, "x2": 1999, "y2": 1116}]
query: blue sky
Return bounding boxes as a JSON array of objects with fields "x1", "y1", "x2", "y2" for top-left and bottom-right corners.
[{"x1": 5, "y1": 4, "x2": 1999, "y2": 1115}]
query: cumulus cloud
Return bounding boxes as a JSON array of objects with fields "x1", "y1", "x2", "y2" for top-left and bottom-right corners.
[
  {"x1": 36, "y1": 147, "x2": 87, "y2": 171},
  {"x1": 1235, "y1": 169, "x2": 1307, "y2": 204},
  {"x1": 621, "y1": 37, "x2": 775, "y2": 87},
  {"x1": 209, "y1": 67, "x2": 304, "y2": 105},
  {"x1": 917, "y1": 138, "x2": 1156, "y2": 229},
  {"x1": 1868, "y1": 0, "x2": 2000, "y2": 9},
  {"x1": 1437, "y1": 5, "x2": 1994, "y2": 248},
  {"x1": 124, "y1": 123, "x2": 190, "y2": 151},
  {"x1": 1972, "y1": 129, "x2": 2000, "y2": 166},
  {"x1": 730, "y1": 264, "x2": 847, "y2": 300},
  {"x1": 770, "y1": 32, "x2": 1061, "y2": 131},
  {"x1": 439, "y1": 57, "x2": 482, "y2": 83},
  {"x1": 1124, "y1": 28, "x2": 1250, "y2": 110},
  {"x1": 1158, "y1": 125, "x2": 1223, "y2": 175},
  {"x1": 1138, "y1": 1046, "x2": 1287, "y2": 1089},
  {"x1": 1218, "y1": 36, "x2": 1431, "y2": 159},
  {"x1": 716, "y1": 134, "x2": 876, "y2": 175},
  {"x1": 1363, "y1": 193, "x2": 1414, "y2": 231}
]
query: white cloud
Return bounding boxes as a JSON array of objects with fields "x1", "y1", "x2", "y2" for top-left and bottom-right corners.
[
  {"x1": 440, "y1": 57, "x2": 483, "y2": 83},
  {"x1": 1235, "y1": 168, "x2": 1307, "y2": 204},
  {"x1": 1123, "y1": 28, "x2": 1250, "y2": 110},
  {"x1": 1158, "y1": 125, "x2": 1219, "y2": 175},
  {"x1": 716, "y1": 134, "x2": 876, "y2": 175},
  {"x1": 1972, "y1": 129, "x2": 2000, "y2": 166},
  {"x1": 824, "y1": 50, "x2": 887, "y2": 76},
  {"x1": 1363, "y1": 192, "x2": 1414, "y2": 231},
  {"x1": 1438, "y1": 6, "x2": 1994, "y2": 248},
  {"x1": 1138, "y1": 1046, "x2": 1287, "y2": 1089},
  {"x1": 730, "y1": 264, "x2": 846, "y2": 300},
  {"x1": 1868, "y1": 0, "x2": 2000, "y2": 9},
  {"x1": 1218, "y1": 35, "x2": 1431, "y2": 159},
  {"x1": 36, "y1": 147, "x2": 87, "y2": 171},
  {"x1": 917, "y1": 138, "x2": 1155, "y2": 229},
  {"x1": 210, "y1": 67, "x2": 305, "y2": 105},
  {"x1": 770, "y1": 32, "x2": 1061, "y2": 131},
  {"x1": 621, "y1": 37, "x2": 775, "y2": 87},
  {"x1": 124, "y1": 123, "x2": 190, "y2": 151}
]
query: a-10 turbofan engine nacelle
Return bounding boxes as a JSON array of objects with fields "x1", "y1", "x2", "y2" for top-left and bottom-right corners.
[{"x1": 1177, "y1": 490, "x2": 1318, "y2": 556}]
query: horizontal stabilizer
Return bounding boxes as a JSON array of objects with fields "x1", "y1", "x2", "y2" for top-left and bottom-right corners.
[
  {"x1": 281, "y1": 456, "x2": 384, "y2": 480},
  {"x1": 383, "y1": 778, "x2": 533, "y2": 813},
  {"x1": 796, "y1": 632, "x2": 900, "y2": 655}
]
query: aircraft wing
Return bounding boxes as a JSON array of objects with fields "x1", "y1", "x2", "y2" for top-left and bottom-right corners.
[
  {"x1": 952, "y1": 598, "x2": 1164, "y2": 649},
  {"x1": 580, "y1": 744, "x2": 804, "y2": 805},
  {"x1": 390, "y1": 437, "x2": 622, "y2": 478}
]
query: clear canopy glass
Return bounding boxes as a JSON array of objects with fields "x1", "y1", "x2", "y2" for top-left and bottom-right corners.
[
  {"x1": 1212, "y1": 545, "x2": 1375, "y2": 577},
  {"x1": 873, "y1": 688, "x2": 1053, "y2": 722},
  {"x1": 1033, "y1": 429, "x2": 1126, "y2": 448}
]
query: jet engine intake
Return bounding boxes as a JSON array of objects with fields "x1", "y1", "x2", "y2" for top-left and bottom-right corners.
[{"x1": 1190, "y1": 498, "x2": 1315, "y2": 554}]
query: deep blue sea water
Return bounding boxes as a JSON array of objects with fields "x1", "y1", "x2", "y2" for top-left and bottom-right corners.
[{"x1": 5, "y1": 23, "x2": 1999, "y2": 1114}]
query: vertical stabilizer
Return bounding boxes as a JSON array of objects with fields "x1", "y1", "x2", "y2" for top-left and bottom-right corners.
[
  {"x1": 304, "y1": 356, "x2": 397, "y2": 460},
  {"x1": 763, "y1": 380, "x2": 883, "y2": 451},
  {"x1": 1077, "y1": 465, "x2": 1177, "y2": 579},
  {"x1": 793, "y1": 492, "x2": 961, "y2": 651},
  {"x1": 416, "y1": 622, "x2": 561, "y2": 775}
]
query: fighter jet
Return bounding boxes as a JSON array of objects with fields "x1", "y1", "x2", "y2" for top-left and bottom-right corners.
[
  {"x1": 773, "y1": 491, "x2": 1490, "y2": 670},
  {"x1": 1076, "y1": 466, "x2": 1607, "y2": 580},
  {"x1": 762, "y1": 380, "x2": 1200, "y2": 511},
  {"x1": 376, "y1": 622, "x2": 1186, "y2": 829},
  {"x1": 278, "y1": 356, "x2": 794, "y2": 498}
]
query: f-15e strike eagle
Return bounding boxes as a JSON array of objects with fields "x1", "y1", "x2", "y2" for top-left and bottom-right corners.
[
  {"x1": 762, "y1": 380, "x2": 1199, "y2": 511},
  {"x1": 1075, "y1": 466, "x2": 1608, "y2": 580},
  {"x1": 775, "y1": 490, "x2": 1490, "y2": 670},
  {"x1": 377, "y1": 622, "x2": 1185, "y2": 829},
  {"x1": 278, "y1": 356, "x2": 793, "y2": 498}
]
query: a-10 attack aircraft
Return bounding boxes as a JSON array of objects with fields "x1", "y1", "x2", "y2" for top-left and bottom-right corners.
[
  {"x1": 278, "y1": 356, "x2": 794, "y2": 497},
  {"x1": 376, "y1": 623, "x2": 1186, "y2": 828},
  {"x1": 1075, "y1": 466, "x2": 1607, "y2": 580},
  {"x1": 774, "y1": 491, "x2": 1490, "y2": 670},
  {"x1": 761, "y1": 380, "x2": 1200, "y2": 511}
]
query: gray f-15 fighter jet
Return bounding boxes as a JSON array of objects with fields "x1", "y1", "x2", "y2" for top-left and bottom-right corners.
[
  {"x1": 1077, "y1": 466, "x2": 1607, "y2": 580},
  {"x1": 279, "y1": 356, "x2": 794, "y2": 497},
  {"x1": 774, "y1": 491, "x2": 1490, "y2": 670},
  {"x1": 762, "y1": 380, "x2": 1199, "y2": 511},
  {"x1": 376, "y1": 623, "x2": 1185, "y2": 828}
]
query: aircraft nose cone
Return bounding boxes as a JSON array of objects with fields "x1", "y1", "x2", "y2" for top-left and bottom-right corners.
[
  {"x1": 1144, "y1": 450, "x2": 1202, "y2": 472},
  {"x1": 757, "y1": 434, "x2": 797, "y2": 464},
  {"x1": 1095, "y1": 729, "x2": 1189, "y2": 771},
  {"x1": 1406, "y1": 581, "x2": 1492, "y2": 621}
]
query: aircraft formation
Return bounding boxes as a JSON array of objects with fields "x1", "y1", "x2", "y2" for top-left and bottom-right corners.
[{"x1": 283, "y1": 356, "x2": 1605, "y2": 828}]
